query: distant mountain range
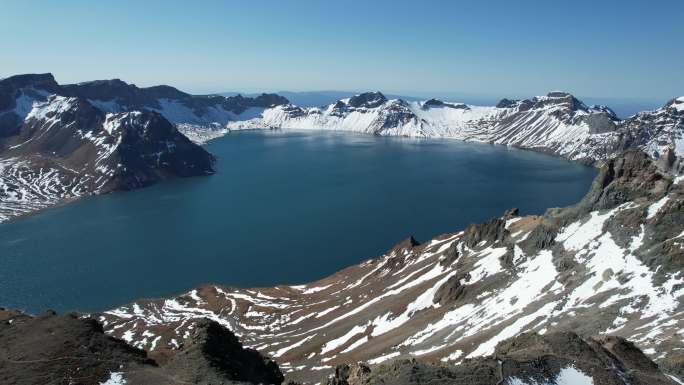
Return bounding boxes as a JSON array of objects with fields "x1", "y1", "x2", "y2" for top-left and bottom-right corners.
[
  {"x1": 229, "y1": 90, "x2": 684, "y2": 166},
  {"x1": 1, "y1": 73, "x2": 682, "y2": 222},
  {"x1": 219, "y1": 90, "x2": 424, "y2": 108},
  {"x1": 220, "y1": 90, "x2": 665, "y2": 118}
]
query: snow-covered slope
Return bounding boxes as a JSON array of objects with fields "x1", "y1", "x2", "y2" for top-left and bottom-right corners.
[
  {"x1": 228, "y1": 91, "x2": 684, "y2": 165},
  {"x1": 98, "y1": 150, "x2": 684, "y2": 383},
  {"x1": 0, "y1": 74, "x2": 215, "y2": 222},
  {"x1": 0, "y1": 157, "x2": 89, "y2": 222}
]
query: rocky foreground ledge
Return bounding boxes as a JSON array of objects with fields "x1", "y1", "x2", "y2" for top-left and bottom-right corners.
[
  {"x1": 0, "y1": 309, "x2": 679, "y2": 385},
  {"x1": 0, "y1": 309, "x2": 283, "y2": 385}
]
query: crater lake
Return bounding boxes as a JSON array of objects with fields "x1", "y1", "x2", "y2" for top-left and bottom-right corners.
[{"x1": 0, "y1": 130, "x2": 597, "y2": 313}]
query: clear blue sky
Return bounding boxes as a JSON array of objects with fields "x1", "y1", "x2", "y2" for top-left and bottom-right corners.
[{"x1": 1, "y1": 0, "x2": 682, "y2": 100}]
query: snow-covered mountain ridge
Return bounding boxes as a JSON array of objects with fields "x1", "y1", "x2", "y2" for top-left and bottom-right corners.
[
  {"x1": 24, "y1": 73, "x2": 683, "y2": 168},
  {"x1": 60, "y1": 76, "x2": 289, "y2": 144},
  {"x1": 98, "y1": 150, "x2": 684, "y2": 383},
  {"x1": 0, "y1": 74, "x2": 216, "y2": 221},
  {"x1": 3, "y1": 73, "x2": 681, "y2": 224},
  {"x1": 5, "y1": 73, "x2": 681, "y2": 169},
  {"x1": 227, "y1": 91, "x2": 684, "y2": 166}
]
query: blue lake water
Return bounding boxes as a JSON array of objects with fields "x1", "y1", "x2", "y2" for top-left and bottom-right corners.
[{"x1": 0, "y1": 130, "x2": 597, "y2": 314}]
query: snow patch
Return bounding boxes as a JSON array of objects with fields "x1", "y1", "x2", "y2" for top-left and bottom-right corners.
[
  {"x1": 100, "y1": 372, "x2": 126, "y2": 385},
  {"x1": 647, "y1": 195, "x2": 670, "y2": 219}
]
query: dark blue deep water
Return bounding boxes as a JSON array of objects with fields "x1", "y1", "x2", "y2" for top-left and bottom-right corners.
[{"x1": 0, "y1": 130, "x2": 596, "y2": 313}]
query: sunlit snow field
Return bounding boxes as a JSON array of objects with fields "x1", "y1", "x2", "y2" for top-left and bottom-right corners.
[{"x1": 0, "y1": 130, "x2": 596, "y2": 313}]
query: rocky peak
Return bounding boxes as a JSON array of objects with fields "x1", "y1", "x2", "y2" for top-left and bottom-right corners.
[
  {"x1": 580, "y1": 149, "x2": 670, "y2": 212},
  {"x1": 63, "y1": 79, "x2": 290, "y2": 117},
  {"x1": 0, "y1": 73, "x2": 62, "y2": 136},
  {"x1": 142, "y1": 84, "x2": 190, "y2": 100},
  {"x1": 422, "y1": 98, "x2": 469, "y2": 110},
  {"x1": 2, "y1": 93, "x2": 215, "y2": 192},
  {"x1": 255, "y1": 92, "x2": 290, "y2": 106},
  {"x1": 665, "y1": 96, "x2": 684, "y2": 114},
  {"x1": 546, "y1": 91, "x2": 573, "y2": 98},
  {"x1": 0, "y1": 73, "x2": 60, "y2": 93},
  {"x1": 390, "y1": 235, "x2": 421, "y2": 252},
  {"x1": 531, "y1": 91, "x2": 588, "y2": 111},
  {"x1": 8, "y1": 96, "x2": 107, "y2": 155},
  {"x1": 161, "y1": 319, "x2": 284, "y2": 384},
  {"x1": 495, "y1": 92, "x2": 588, "y2": 111},
  {"x1": 104, "y1": 110, "x2": 215, "y2": 189},
  {"x1": 462, "y1": 214, "x2": 510, "y2": 248},
  {"x1": 521, "y1": 149, "x2": 673, "y2": 256},
  {"x1": 347, "y1": 92, "x2": 387, "y2": 108},
  {"x1": 62, "y1": 78, "x2": 165, "y2": 107},
  {"x1": 496, "y1": 98, "x2": 518, "y2": 108},
  {"x1": 590, "y1": 104, "x2": 618, "y2": 117},
  {"x1": 423, "y1": 98, "x2": 447, "y2": 108},
  {"x1": 227, "y1": 92, "x2": 290, "y2": 109}
]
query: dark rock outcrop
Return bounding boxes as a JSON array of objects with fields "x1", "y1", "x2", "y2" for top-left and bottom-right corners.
[
  {"x1": 422, "y1": 99, "x2": 469, "y2": 110},
  {"x1": 325, "y1": 359, "x2": 500, "y2": 385},
  {"x1": 496, "y1": 98, "x2": 518, "y2": 108},
  {"x1": 0, "y1": 310, "x2": 285, "y2": 385},
  {"x1": 579, "y1": 149, "x2": 670, "y2": 212},
  {"x1": 433, "y1": 274, "x2": 467, "y2": 305},
  {"x1": 327, "y1": 363, "x2": 372, "y2": 385},
  {"x1": 347, "y1": 92, "x2": 387, "y2": 109},
  {"x1": 0, "y1": 73, "x2": 61, "y2": 137},
  {"x1": 462, "y1": 216, "x2": 509, "y2": 248},
  {"x1": 62, "y1": 78, "x2": 289, "y2": 116},
  {"x1": 323, "y1": 332, "x2": 677, "y2": 385},
  {"x1": 582, "y1": 111, "x2": 618, "y2": 134},
  {"x1": 161, "y1": 319, "x2": 284, "y2": 385},
  {"x1": 495, "y1": 331, "x2": 674, "y2": 385},
  {"x1": 391, "y1": 236, "x2": 421, "y2": 252},
  {"x1": 104, "y1": 111, "x2": 216, "y2": 191},
  {"x1": 0, "y1": 309, "x2": 154, "y2": 385},
  {"x1": 520, "y1": 149, "x2": 672, "y2": 255}
]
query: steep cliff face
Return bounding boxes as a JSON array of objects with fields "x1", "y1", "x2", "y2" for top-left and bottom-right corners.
[{"x1": 98, "y1": 150, "x2": 684, "y2": 383}]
